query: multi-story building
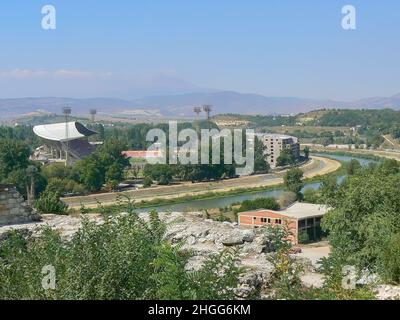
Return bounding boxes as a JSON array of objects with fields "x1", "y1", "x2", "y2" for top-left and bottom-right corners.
[{"x1": 256, "y1": 133, "x2": 300, "y2": 168}]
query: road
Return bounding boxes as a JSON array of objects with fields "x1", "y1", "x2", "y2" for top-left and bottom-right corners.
[{"x1": 63, "y1": 156, "x2": 341, "y2": 209}]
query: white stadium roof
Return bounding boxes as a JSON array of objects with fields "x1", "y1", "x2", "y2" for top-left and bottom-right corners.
[{"x1": 33, "y1": 122, "x2": 97, "y2": 142}]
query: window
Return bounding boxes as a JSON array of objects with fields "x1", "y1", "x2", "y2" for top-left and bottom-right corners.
[
  {"x1": 261, "y1": 218, "x2": 267, "y2": 223},
  {"x1": 275, "y1": 219, "x2": 282, "y2": 225}
]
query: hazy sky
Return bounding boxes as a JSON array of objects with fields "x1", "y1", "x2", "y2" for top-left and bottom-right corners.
[{"x1": 0, "y1": 0, "x2": 399, "y2": 100}]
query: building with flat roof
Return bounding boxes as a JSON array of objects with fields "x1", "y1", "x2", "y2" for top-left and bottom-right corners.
[
  {"x1": 238, "y1": 202, "x2": 329, "y2": 244},
  {"x1": 256, "y1": 133, "x2": 300, "y2": 168}
]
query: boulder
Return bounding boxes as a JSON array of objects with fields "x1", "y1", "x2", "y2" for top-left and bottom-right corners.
[{"x1": 221, "y1": 234, "x2": 244, "y2": 246}]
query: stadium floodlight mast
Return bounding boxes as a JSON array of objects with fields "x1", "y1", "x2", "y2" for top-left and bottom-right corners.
[
  {"x1": 90, "y1": 109, "x2": 97, "y2": 123},
  {"x1": 63, "y1": 107, "x2": 72, "y2": 166},
  {"x1": 202, "y1": 104, "x2": 212, "y2": 120},
  {"x1": 193, "y1": 107, "x2": 202, "y2": 132},
  {"x1": 194, "y1": 106, "x2": 202, "y2": 117}
]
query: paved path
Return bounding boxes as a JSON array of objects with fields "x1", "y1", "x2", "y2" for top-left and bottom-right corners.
[{"x1": 63, "y1": 156, "x2": 341, "y2": 209}]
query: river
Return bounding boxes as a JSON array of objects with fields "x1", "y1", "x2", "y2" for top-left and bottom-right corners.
[{"x1": 135, "y1": 154, "x2": 377, "y2": 213}]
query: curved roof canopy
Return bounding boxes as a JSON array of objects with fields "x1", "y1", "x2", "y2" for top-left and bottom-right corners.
[{"x1": 33, "y1": 122, "x2": 97, "y2": 142}]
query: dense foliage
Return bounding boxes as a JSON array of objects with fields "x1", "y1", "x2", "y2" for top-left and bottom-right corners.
[
  {"x1": 35, "y1": 190, "x2": 68, "y2": 214},
  {"x1": 0, "y1": 211, "x2": 243, "y2": 300},
  {"x1": 321, "y1": 159, "x2": 400, "y2": 283},
  {"x1": 283, "y1": 168, "x2": 304, "y2": 200},
  {"x1": 238, "y1": 197, "x2": 280, "y2": 212}
]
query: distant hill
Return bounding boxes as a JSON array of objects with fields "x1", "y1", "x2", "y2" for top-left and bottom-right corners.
[{"x1": 1, "y1": 91, "x2": 400, "y2": 119}]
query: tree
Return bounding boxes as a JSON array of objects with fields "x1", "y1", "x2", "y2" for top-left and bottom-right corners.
[
  {"x1": 283, "y1": 168, "x2": 304, "y2": 200},
  {"x1": 105, "y1": 163, "x2": 124, "y2": 190},
  {"x1": 254, "y1": 137, "x2": 270, "y2": 174},
  {"x1": 346, "y1": 159, "x2": 361, "y2": 175},
  {"x1": 303, "y1": 147, "x2": 310, "y2": 160},
  {"x1": 144, "y1": 164, "x2": 174, "y2": 185},
  {"x1": 76, "y1": 156, "x2": 104, "y2": 191},
  {"x1": 276, "y1": 149, "x2": 295, "y2": 167},
  {"x1": 321, "y1": 162, "x2": 400, "y2": 283},
  {"x1": 0, "y1": 139, "x2": 30, "y2": 179}
]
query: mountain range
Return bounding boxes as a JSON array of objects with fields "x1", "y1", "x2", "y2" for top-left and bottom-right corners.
[{"x1": 1, "y1": 91, "x2": 400, "y2": 119}]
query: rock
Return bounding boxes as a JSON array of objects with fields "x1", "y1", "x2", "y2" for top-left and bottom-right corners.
[
  {"x1": 221, "y1": 234, "x2": 244, "y2": 246},
  {"x1": 186, "y1": 235, "x2": 196, "y2": 245},
  {"x1": 241, "y1": 230, "x2": 255, "y2": 243},
  {"x1": 376, "y1": 285, "x2": 400, "y2": 300},
  {"x1": 241, "y1": 243, "x2": 264, "y2": 255}
]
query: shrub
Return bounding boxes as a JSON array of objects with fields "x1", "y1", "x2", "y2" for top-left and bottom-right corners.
[
  {"x1": 35, "y1": 191, "x2": 68, "y2": 214},
  {"x1": 46, "y1": 178, "x2": 86, "y2": 195},
  {"x1": 238, "y1": 197, "x2": 280, "y2": 212},
  {"x1": 143, "y1": 176, "x2": 153, "y2": 188},
  {"x1": 0, "y1": 212, "x2": 243, "y2": 300},
  {"x1": 382, "y1": 233, "x2": 400, "y2": 284}
]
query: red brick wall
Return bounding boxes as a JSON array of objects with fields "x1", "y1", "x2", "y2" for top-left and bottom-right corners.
[{"x1": 239, "y1": 210, "x2": 299, "y2": 244}]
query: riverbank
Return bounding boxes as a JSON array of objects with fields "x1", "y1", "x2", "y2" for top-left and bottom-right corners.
[
  {"x1": 66, "y1": 155, "x2": 342, "y2": 212},
  {"x1": 309, "y1": 147, "x2": 400, "y2": 161}
]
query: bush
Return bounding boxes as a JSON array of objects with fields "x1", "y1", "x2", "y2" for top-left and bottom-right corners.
[
  {"x1": 0, "y1": 213, "x2": 243, "y2": 300},
  {"x1": 143, "y1": 176, "x2": 153, "y2": 188},
  {"x1": 238, "y1": 197, "x2": 280, "y2": 212},
  {"x1": 35, "y1": 191, "x2": 68, "y2": 214},
  {"x1": 382, "y1": 233, "x2": 400, "y2": 284},
  {"x1": 46, "y1": 178, "x2": 86, "y2": 195}
]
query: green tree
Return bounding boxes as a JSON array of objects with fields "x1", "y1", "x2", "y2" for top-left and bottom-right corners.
[
  {"x1": 346, "y1": 159, "x2": 362, "y2": 175},
  {"x1": 105, "y1": 163, "x2": 124, "y2": 190},
  {"x1": 276, "y1": 149, "x2": 295, "y2": 167},
  {"x1": 303, "y1": 146, "x2": 310, "y2": 160},
  {"x1": 254, "y1": 137, "x2": 270, "y2": 174},
  {"x1": 0, "y1": 139, "x2": 30, "y2": 179},
  {"x1": 283, "y1": 168, "x2": 304, "y2": 200}
]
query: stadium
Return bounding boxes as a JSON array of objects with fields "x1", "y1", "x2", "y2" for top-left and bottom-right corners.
[{"x1": 32, "y1": 121, "x2": 98, "y2": 164}]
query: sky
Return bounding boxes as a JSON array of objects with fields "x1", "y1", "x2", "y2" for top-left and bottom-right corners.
[{"x1": 0, "y1": 0, "x2": 399, "y2": 100}]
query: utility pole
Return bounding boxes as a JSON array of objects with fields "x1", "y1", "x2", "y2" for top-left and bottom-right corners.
[{"x1": 63, "y1": 107, "x2": 72, "y2": 166}]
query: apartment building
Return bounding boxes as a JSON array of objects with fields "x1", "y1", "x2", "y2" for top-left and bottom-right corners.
[{"x1": 256, "y1": 133, "x2": 300, "y2": 168}]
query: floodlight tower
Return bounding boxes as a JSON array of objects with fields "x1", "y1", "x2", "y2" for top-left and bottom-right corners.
[
  {"x1": 63, "y1": 107, "x2": 72, "y2": 166},
  {"x1": 202, "y1": 104, "x2": 212, "y2": 121},
  {"x1": 90, "y1": 109, "x2": 97, "y2": 123},
  {"x1": 193, "y1": 107, "x2": 202, "y2": 133},
  {"x1": 194, "y1": 106, "x2": 202, "y2": 117}
]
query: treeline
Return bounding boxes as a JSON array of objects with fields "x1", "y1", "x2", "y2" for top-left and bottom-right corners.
[
  {"x1": 142, "y1": 135, "x2": 269, "y2": 185},
  {"x1": 87, "y1": 120, "x2": 219, "y2": 149},
  {"x1": 314, "y1": 109, "x2": 400, "y2": 128}
]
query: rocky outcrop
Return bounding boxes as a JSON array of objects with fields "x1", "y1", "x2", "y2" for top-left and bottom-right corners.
[{"x1": 0, "y1": 185, "x2": 40, "y2": 226}]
